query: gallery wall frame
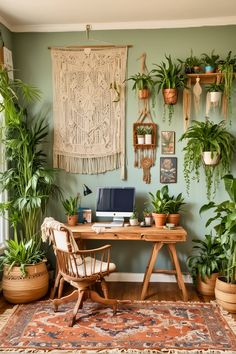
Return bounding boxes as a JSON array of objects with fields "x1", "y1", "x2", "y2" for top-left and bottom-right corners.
[
  {"x1": 161, "y1": 131, "x2": 175, "y2": 155},
  {"x1": 160, "y1": 157, "x2": 177, "y2": 183}
]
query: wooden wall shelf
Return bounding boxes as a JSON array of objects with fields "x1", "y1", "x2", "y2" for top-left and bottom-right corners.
[{"x1": 186, "y1": 73, "x2": 223, "y2": 84}]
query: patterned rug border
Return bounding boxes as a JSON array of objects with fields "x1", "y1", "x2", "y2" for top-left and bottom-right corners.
[{"x1": 0, "y1": 300, "x2": 235, "y2": 354}]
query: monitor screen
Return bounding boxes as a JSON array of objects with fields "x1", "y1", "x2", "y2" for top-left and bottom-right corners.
[{"x1": 96, "y1": 187, "x2": 135, "y2": 218}]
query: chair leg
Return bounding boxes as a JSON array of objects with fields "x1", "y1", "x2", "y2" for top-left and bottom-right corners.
[
  {"x1": 70, "y1": 290, "x2": 85, "y2": 327},
  {"x1": 58, "y1": 277, "x2": 65, "y2": 298},
  {"x1": 100, "y1": 279, "x2": 109, "y2": 299},
  {"x1": 50, "y1": 273, "x2": 61, "y2": 299},
  {"x1": 53, "y1": 289, "x2": 78, "y2": 312},
  {"x1": 89, "y1": 290, "x2": 117, "y2": 315}
]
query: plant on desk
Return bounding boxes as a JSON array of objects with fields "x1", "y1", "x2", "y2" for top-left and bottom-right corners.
[
  {"x1": 129, "y1": 209, "x2": 139, "y2": 226},
  {"x1": 149, "y1": 185, "x2": 172, "y2": 227},
  {"x1": 62, "y1": 195, "x2": 80, "y2": 226}
]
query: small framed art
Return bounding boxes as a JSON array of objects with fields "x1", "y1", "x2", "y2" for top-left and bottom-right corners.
[
  {"x1": 161, "y1": 131, "x2": 175, "y2": 154},
  {"x1": 160, "y1": 157, "x2": 177, "y2": 183}
]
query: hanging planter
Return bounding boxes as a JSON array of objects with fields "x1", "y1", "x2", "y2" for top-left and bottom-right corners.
[
  {"x1": 209, "y1": 91, "x2": 222, "y2": 103},
  {"x1": 163, "y1": 88, "x2": 178, "y2": 105},
  {"x1": 138, "y1": 89, "x2": 149, "y2": 100},
  {"x1": 202, "y1": 151, "x2": 220, "y2": 166}
]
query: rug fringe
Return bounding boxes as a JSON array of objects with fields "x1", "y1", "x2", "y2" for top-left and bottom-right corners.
[{"x1": 0, "y1": 349, "x2": 235, "y2": 353}]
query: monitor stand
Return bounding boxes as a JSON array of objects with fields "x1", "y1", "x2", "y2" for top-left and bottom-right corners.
[{"x1": 110, "y1": 217, "x2": 124, "y2": 227}]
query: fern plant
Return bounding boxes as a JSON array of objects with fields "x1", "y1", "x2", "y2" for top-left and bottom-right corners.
[{"x1": 179, "y1": 120, "x2": 235, "y2": 200}]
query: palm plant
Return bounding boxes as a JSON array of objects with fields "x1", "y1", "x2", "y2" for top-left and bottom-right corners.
[
  {"x1": 0, "y1": 67, "x2": 60, "y2": 272},
  {"x1": 179, "y1": 120, "x2": 235, "y2": 200}
]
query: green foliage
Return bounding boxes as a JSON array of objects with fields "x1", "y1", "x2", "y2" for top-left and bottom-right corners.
[
  {"x1": 200, "y1": 174, "x2": 236, "y2": 283},
  {"x1": 143, "y1": 208, "x2": 152, "y2": 217},
  {"x1": 149, "y1": 185, "x2": 185, "y2": 214},
  {"x1": 152, "y1": 54, "x2": 186, "y2": 92},
  {"x1": 178, "y1": 50, "x2": 202, "y2": 71},
  {"x1": 0, "y1": 239, "x2": 46, "y2": 277},
  {"x1": 136, "y1": 126, "x2": 145, "y2": 135},
  {"x1": 201, "y1": 50, "x2": 220, "y2": 67},
  {"x1": 130, "y1": 209, "x2": 138, "y2": 219},
  {"x1": 167, "y1": 193, "x2": 185, "y2": 214},
  {"x1": 187, "y1": 234, "x2": 224, "y2": 282},
  {"x1": 145, "y1": 126, "x2": 153, "y2": 134},
  {"x1": 179, "y1": 120, "x2": 235, "y2": 200},
  {"x1": 62, "y1": 195, "x2": 80, "y2": 216},
  {"x1": 206, "y1": 83, "x2": 224, "y2": 92}
]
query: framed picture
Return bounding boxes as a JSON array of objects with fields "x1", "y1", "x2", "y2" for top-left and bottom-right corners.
[
  {"x1": 161, "y1": 131, "x2": 175, "y2": 154},
  {"x1": 160, "y1": 157, "x2": 177, "y2": 183}
]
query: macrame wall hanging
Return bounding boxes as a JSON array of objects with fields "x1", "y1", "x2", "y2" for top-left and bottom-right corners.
[
  {"x1": 51, "y1": 46, "x2": 128, "y2": 179},
  {"x1": 132, "y1": 53, "x2": 157, "y2": 184}
]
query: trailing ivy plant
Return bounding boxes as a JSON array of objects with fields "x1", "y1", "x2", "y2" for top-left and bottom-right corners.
[{"x1": 179, "y1": 120, "x2": 235, "y2": 200}]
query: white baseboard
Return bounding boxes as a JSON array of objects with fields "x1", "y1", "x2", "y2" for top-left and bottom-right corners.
[{"x1": 106, "y1": 272, "x2": 193, "y2": 283}]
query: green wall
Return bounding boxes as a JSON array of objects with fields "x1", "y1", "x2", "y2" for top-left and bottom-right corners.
[{"x1": 6, "y1": 25, "x2": 236, "y2": 273}]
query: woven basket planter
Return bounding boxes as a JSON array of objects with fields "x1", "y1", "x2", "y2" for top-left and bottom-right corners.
[
  {"x1": 215, "y1": 277, "x2": 236, "y2": 313},
  {"x1": 197, "y1": 272, "x2": 219, "y2": 296},
  {"x1": 2, "y1": 262, "x2": 49, "y2": 304}
]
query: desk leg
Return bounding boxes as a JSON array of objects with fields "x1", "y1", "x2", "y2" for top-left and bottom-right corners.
[
  {"x1": 167, "y1": 243, "x2": 188, "y2": 301},
  {"x1": 141, "y1": 242, "x2": 163, "y2": 300}
]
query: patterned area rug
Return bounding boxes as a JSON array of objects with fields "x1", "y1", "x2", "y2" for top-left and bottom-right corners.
[{"x1": 0, "y1": 300, "x2": 235, "y2": 353}]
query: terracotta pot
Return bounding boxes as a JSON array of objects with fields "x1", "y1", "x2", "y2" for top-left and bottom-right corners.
[
  {"x1": 163, "y1": 88, "x2": 178, "y2": 105},
  {"x1": 2, "y1": 262, "x2": 49, "y2": 304},
  {"x1": 202, "y1": 151, "x2": 220, "y2": 166},
  {"x1": 215, "y1": 276, "x2": 236, "y2": 313},
  {"x1": 67, "y1": 214, "x2": 78, "y2": 226},
  {"x1": 152, "y1": 213, "x2": 167, "y2": 227},
  {"x1": 167, "y1": 213, "x2": 180, "y2": 226},
  {"x1": 197, "y1": 272, "x2": 219, "y2": 296},
  {"x1": 138, "y1": 89, "x2": 149, "y2": 99}
]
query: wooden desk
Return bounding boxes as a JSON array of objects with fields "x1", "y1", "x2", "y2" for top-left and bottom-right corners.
[{"x1": 69, "y1": 224, "x2": 188, "y2": 301}]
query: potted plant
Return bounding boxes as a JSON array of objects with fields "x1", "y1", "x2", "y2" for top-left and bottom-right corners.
[
  {"x1": 167, "y1": 192, "x2": 185, "y2": 226},
  {"x1": 206, "y1": 83, "x2": 224, "y2": 104},
  {"x1": 129, "y1": 209, "x2": 139, "y2": 226},
  {"x1": 125, "y1": 72, "x2": 156, "y2": 106},
  {"x1": 0, "y1": 67, "x2": 60, "y2": 303},
  {"x1": 136, "y1": 125, "x2": 145, "y2": 144},
  {"x1": 149, "y1": 185, "x2": 172, "y2": 227},
  {"x1": 143, "y1": 208, "x2": 153, "y2": 226},
  {"x1": 144, "y1": 125, "x2": 153, "y2": 144},
  {"x1": 200, "y1": 174, "x2": 236, "y2": 312},
  {"x1": 201, "y1": 50, "x2": 220, "y2": 73},
  {"x1": 178, "y1": 50, "x2": 202, "y2": 73},
  {"x1": 218, "y1": 51, "x2": 236, "y2": 119},
  {"x1": 152, "y1": 55, "x2": 186, "y2": 124},
  {"x1": 179, "y1": 120, "x2": 235, "y2": 200},
  {"x1": 62, "y1": 195, "x2": 80, "y2": 226},
  {"x1": 187, "y1": 234, "x2": 224, "y2": 296}
]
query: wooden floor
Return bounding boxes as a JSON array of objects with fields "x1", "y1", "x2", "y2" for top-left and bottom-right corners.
[{"x1": 1, "y1": 282, "x2": 235, "y2": 320}]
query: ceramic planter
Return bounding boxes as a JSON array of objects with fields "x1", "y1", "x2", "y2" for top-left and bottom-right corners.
[
  {"x1": 2, "y1": 262, "x2": 49, "y2": 304},
  {"x1": 129, "y1": 218, "x2": 139, "y2": 226},
  {"x1": 152, "y1": 213, "x2": 167, "y2": 227},
  {"x1": 202, "y1": 151, "x2": 220, "y2": 166},
  {"x1": 215, "y1": 276, "x2": 236, "y2": 313},
  {"x1": 144, "y1": 216, "x2": 153, "y2": 226},
  {"x1": 209, "y1": 91, "x2": 222, "y2": 103},
  {"x1": 138, "y1": 89, "x2": 149, "y2": 99},
  {"x1": 163, "y1": 88, "x2": 178, "y2": 105},
  {"x1": 137, "y1": 135, "x2": 145, "y2": 144},
  {"x1": 205, "y1": 65, "x2": 214, "y2": 73},
  {"x1": 67, "y1": 214, "x2": 78, "y2": 226},
  {"x1": 145, "y1": 134, "x2": 152, "y2": 145}
]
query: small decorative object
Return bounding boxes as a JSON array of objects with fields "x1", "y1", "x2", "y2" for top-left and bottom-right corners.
[
  {"x1": 161, "y1": 131, "x2": 175, "y2": 154},
  {"x1": 141, "y1": 157, "x2": 153, "y2": 184},
  {"x1": 160, "y1": 157, "x2": 177, "y2": 184},
  {"x1": 179, "y1": 120, "x2": 235, "y2": 200},
  {"x1": 152, "y1": 54, "x2": 186, "y2": 125},
  {"x1": 193, "y1": 77, "x2": 202, "y2": 114},
  {"x1": 129, "y1": 209, "x2": 139, "y2": 226},
  {"x1": 143, "y1": 208, "x2": 153, "y2": 226},
  {"x1": 83, "y1": 209, "x2": 92, "y2": 223}
]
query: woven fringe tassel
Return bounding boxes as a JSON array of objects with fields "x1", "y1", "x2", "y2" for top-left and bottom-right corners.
[{"x1": 53, "y1": 153, "x2": 123, "y2": 175}]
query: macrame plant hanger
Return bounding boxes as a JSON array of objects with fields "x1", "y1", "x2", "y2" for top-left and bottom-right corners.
[{"x1": 133, "y1": 53, "x2": 157, "y2": 184}]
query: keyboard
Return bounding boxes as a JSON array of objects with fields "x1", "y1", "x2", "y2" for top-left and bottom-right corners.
[{"x1": 93, "y1": 222, "x2": 124, "y2": 228}]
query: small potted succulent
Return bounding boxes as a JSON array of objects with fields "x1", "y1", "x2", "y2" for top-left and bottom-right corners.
[
  {"x1": 201, "y1": 50, "x2": 220, "y2": 73},
  {"x1": 143, "y1": 208, "x2": 153, "y2": 226},
  {"x1": 62, "y1": 195, "x2": 80, "y2": 226},
  {"x1": 129, "y1": 209, "x2": 139, "y2": 226}
]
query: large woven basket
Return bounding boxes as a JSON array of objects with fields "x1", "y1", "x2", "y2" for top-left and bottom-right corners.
[{"x1": 2, "y1": 262, "x2": 49, "y2": 304}]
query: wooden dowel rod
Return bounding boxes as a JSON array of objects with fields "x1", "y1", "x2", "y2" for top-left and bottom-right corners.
[{"x1": 48, "y1": 45, "x2": 132, "y2": 50}]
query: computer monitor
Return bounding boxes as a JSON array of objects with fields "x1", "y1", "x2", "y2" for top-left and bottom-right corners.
[{"x1": 96, "y1": 187, "x2": 135, "y2": 224}]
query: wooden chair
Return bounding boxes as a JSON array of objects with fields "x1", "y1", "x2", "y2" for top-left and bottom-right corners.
[{"x1": 44, "y1": 219, "x2": 117, "y2": 327}]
